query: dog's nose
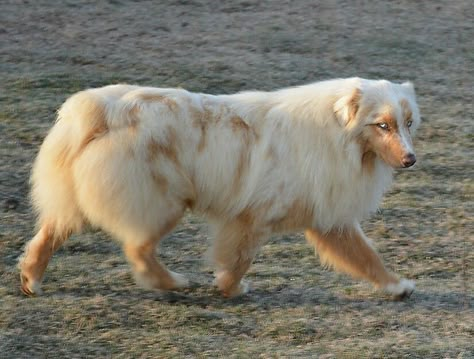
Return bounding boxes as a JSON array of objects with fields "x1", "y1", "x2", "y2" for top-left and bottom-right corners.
[{"x1": 402, "y1": 153, "x2": 416, "y2": 167}]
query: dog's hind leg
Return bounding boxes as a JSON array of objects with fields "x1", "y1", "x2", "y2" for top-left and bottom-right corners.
[
  {"x1": 121, "y1": 212, "x2": 190, "y2": 291},
  {"x1": 123, "y1": 239, "x2": 190, "y2": 291},
  {"x1": 124, "y1": 240, "x2": 189, "y2": 290},
  {"x1": 19, "y1": 223, "x2": 74, "y2": 296},
  {"x1": 211, "y1": 220, "x2": 266, "y2": 298},
  {"x1": 305, "y1": 223, "x2": 415, "y2": 299}
]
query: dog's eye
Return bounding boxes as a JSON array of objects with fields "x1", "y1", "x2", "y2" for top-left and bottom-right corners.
[
  {"x1": 377, "y1": 122, "x2": 390, "y2": 131},
  {"x1": 406, "y1": 119, "x2": 413, "y2": 128}
]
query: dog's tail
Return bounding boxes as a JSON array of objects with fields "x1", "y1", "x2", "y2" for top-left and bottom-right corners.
[{"x1": 30, "y1": 90, "x2": 107, "y2": 235}]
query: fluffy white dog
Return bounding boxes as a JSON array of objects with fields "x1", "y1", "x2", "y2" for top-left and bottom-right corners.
[{"x1": 19, "y1": 78, "x2": 420, "y2": 299}]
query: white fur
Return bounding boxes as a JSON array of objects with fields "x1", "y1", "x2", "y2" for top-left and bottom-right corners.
[
  {"x1": 26, "y1": 78, "x2": 421, "y2": 297},
  {"x1": 384, "y1": 279, "x2": 415, "y2": 297},
  {"x1": 134, "y1": 270, "x2": 190, "y2": 290}
]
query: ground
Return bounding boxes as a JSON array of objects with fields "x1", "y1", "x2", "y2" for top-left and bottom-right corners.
[{"x1": 0, "y1": 0, "x2": 473, "y2": 358}]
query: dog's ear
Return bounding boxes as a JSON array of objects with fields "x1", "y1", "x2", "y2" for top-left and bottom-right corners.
[
  {"x1": 333, "y1": 88, "x2": 362, "y2": 128},
  {"x1": 401, "y1": 81, "x2": 416, "y2": 96}
]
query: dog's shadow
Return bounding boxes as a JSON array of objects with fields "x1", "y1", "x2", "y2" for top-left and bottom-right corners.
[
  {"x1": 46, "y1": 279, "x2": 472, "y2": 314},
  {"x1": 162, "y1": 286, "x2": 472, "y2": 313}
]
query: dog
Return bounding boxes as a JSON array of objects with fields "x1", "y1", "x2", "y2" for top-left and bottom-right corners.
[{"x1": 19, "y1": 77, "x2": 420, "y2": 299}]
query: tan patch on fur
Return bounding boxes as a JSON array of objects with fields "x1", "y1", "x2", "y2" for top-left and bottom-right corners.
[
  {"x1": 80, "y1": 108, "x2": 108, "y2": 151},
  {"x1": 128, "y1": 105, "x2": 140, "y2": 133},
  {"x1": 361, "y1": 150, "x2": 377, "y2": 173},
  {"x1": 356, "y1": 99, "x2": 375, "y2": 125},
  {"x1": 347, "y1": 88, "x2": 362, "y2": 125},
  {"x1": 230, "y1": 116, "x2": 250, "y2": 131},
  {"x1": 150, "y1": 170, "x2": 169, "y2": 193},
  {"x1": 385, "y1": 134, "x2": 407, "y2": 163},
  {"x1": 265, "y1": 146, "x2": 276, "y2": 160},
  {"x1": 166, "y1": 126, "x2": 179, "y2": 148},
  {"x1": 57, "y1": 98, "x2": 108, "y2": 167},
  {"x1": 233, "y1": 201, "x2": 275, "y2": 231},
  {"x1": 191, "y1": 107, "x2": 214, "y2": 152},
  {"x1": 56, "y1": 144, "x2": 74, "y2": 168},
  {"x1": 197, "y1": 123, "x2": 207, "y2": 152},
  {"x1": 277, "y1": 183, "x2": 285, "y2": 193},
  {"x1": 123, "y1": 237, "x2": 182, "y2": 290},
  {"x1": 229, "y1": 116, "x2": 260, "y2": 196},
  {"x1": 147, "y1": 138, "x2": 161, "y2": 162},
  {"x1": 361, "y1": 123, "x2": 408, "y2": 168},
  {"x1": 212, "y1": 211, "x2": 265, "y2": 294},
  {"x1": 305, "y1": 227, "x2": 399, "y2": 287},
  {"x1": 183, "y1": 198, "x2": 195, "y2": 210},
  {"x1": 379, "y1": 110, "x2": 398, "y2": 131},
  {"x1": 358, "y1": 137, "x2": 376, "y2": 173},
  {"x1": 400, "y1": 99, "x2": 412, "y2": 121},
  {"x1": 146, "y1": 127, "x2": 179, "y2": 164},
  {"x1": 236, "y1": 207, "x2": 256, "y2": 227},
  {"x1": 164, "y1": 126, "x2": 179, "y2": 164},
  {"x1": 231, "y1": 148, "x2": 250, "y2": 195},
  {"x1": 269, "y1": 199, "x2": 313, "y2": 232},
  {"x1": 138, "y1": 93, "x2": 178, "y2": 112},
  {"x1": 213, "y1": 202, "x2": 276, "y2": 296}
]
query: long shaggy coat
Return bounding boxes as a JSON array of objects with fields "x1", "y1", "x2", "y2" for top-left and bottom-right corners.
[{"x1": 19, "y1": 77, "x2": 421, "y2": 298}]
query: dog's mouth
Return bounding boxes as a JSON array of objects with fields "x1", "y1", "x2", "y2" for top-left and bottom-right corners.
[{"x1": 379, "y1": 153, "x2": 417, "y2": 169}]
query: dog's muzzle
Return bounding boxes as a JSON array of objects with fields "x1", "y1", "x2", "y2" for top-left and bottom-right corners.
[{"x1": 402, "y1": 153, "x2": 416, "y2": 168}]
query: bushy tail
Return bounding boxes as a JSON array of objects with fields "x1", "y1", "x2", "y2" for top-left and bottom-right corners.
[{"x1": 30, "y1": 90, "x2": 108, "y2": 235}]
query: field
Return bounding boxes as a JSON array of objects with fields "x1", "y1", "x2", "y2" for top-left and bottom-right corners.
[{"x1": 0, "y1": 1, "x2": 473, "y2": 357}]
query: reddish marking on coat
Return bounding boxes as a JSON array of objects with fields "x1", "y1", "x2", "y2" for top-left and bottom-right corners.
[
  {"x1": 229, "y1": 116, "x2": 261, "y2": 196},
  {"x1": 265, "y1": 146, "x2": 277, "y2": 160},
  {"x1": 146, "y1": 128, "x2": 179, "y2": 164},
  {"x1": 128, "y1": 105, "x2": 140, "y2": 133},
  {"x1": 347, "y1": 88, "x2": 362, "y2": 125},
  {"x1": 361, "y1": 150, "x2": 376, "y2": 173},
  {"x1": 230, "y1": 116, "x2": 250, "y2": 132},
  {"x1": 269, "y1": 199, "x2": 313, "y2": 231},
  {"x1": 400, "y1": 99, "x2": 413, "y2": 121},
  {"x1": 138, "y1": 93, "x2": 178, "y2": 112},
  {"x1": 147, "y1": 138, "x2": 161, "y2": 162},
  {"x1": 357, "y1": 137, "x2": 376, "y2": 173},
  {"x1": 363, "y1": 124, "x2": 408, "y2": 168},
  {"x1": 379, "y1": 110, "x2": 398, "y2": 131},
  {"x1": 57, "y1": 97, "x2": 108, "y2": 167},
  {"x1": 150, "y1": 170, "x2": 169, "y2": 193},
  {"x1": 191, "y1": 107, "x2": 213, "y2": 152},
  {"x1": 183, "y1": 198, "x2": 195, "y2": 210}
]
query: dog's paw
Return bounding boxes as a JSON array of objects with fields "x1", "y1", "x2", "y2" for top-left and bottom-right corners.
[
  {"x1": 134, "y1": 270, "x2": 191, "y2": 291},
  {"x1": 19, "y1": 253, "x2": 43, "y2": 297},
  {"x1": 20, "y1": 273, "x2": 43, "y2": 297},
  {"x1": 222, "y1": 280, "x2": 250, "y2": 298},
  {"x1": 168, "y1": 271, "x2": 191, "y2": 289},
  {"x1": 214, "y1": 271, "x2": 250, "y2": 298},
  {"x1": 384, "y1": 279, "x2": 415, "y2": 300}
]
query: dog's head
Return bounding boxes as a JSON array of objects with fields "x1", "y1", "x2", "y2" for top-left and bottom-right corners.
[{"x1": 334, "y1": 79, "x2": 421, "y2": 169}]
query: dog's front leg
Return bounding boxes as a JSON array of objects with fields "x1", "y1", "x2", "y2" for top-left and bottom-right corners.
[
  {"x1": 305, "y1": 223, "x2": 414, "y2": 299},
  {"x1": 211, "y1": 220, "x2": 265, "y2": 298}
]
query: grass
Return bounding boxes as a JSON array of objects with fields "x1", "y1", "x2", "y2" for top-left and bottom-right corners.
[{"x1": 1, "y1": 1, "x2": 473, "y2": 358}]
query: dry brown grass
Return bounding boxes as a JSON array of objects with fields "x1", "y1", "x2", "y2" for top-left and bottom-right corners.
[{"x1": 1, "y1": 1, "x2": 472, "y2": 357}]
